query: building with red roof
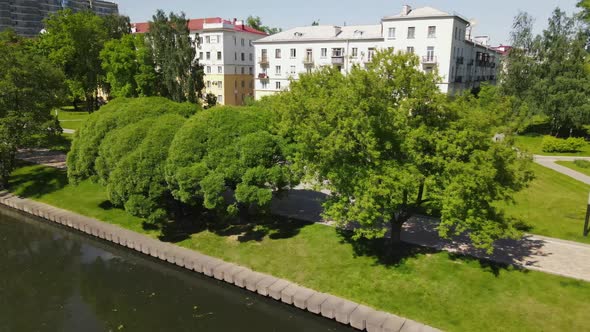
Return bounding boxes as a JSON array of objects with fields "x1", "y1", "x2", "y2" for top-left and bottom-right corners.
[{"x1": 132, "y1": 17, "x2": 267, "y2": 105}]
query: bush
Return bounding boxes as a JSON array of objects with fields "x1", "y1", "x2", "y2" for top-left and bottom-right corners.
[
  {"x1": 574, "y1": 159, "x2": 590, "y2": 168},
  {"x1": 541, "y1": 136, "x2": 586, "y2": 153}
]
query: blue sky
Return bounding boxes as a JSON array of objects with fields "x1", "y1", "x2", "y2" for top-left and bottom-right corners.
[{"x1": 116, "y1": 0, "x2": 580, "y2": 45}]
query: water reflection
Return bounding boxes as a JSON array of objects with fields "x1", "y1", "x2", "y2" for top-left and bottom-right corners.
[{"x1": 0, "y1": 208, "x2": 351, "y2": 332}]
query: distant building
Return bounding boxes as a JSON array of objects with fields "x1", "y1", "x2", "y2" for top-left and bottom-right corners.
[
  {"x1": 132, "y1": 18, "x2": 267, "y2": 106},
  {"x1": 0, "y1": 0, "x2": 119, "y2": 37},
  {"x1": 253, "y1": 5, "x2": 501, "y2": 98}
]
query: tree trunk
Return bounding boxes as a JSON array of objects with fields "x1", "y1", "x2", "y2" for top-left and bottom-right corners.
[
  {"x1": 238, "y1": 203, "x2": 249, "y2": 224},
  {"x1": 389, "y1": 219, "x2": 404, "y2": 246},
  {"x1": 416, "y1": 180, "x2": 425, "y2": 205}
]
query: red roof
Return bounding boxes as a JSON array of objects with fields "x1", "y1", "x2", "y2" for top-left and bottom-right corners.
[{"x1": 132, "y1": 17, "x2": 268, "y2": 36}]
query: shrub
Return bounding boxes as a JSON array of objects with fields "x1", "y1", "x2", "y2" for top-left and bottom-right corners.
[
  {"x1": 541, "y1": 136, "x2": 586, "y2": 153},
  {"x1": 574, "y1": 159, "x2": 590, "y2": 168}
]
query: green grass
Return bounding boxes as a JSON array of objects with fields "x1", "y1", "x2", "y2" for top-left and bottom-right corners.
[
  {"x1": 556, "y1": 160, "x2": 590, "y2": 177},
  {"x1": 56, "y1": 109, "x2": 90, "y2": 131},
  {"x1": 502, "y1": 163, "x2": 590, "y2": 244},
  {"x1": 7, "y1": 163, "x2": 590, "y2": 332},
  {"x1": 515, "y1": 134, "x2": 590, "y2": 156}
]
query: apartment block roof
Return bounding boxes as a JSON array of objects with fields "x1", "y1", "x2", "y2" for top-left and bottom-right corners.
[
  {"x1": 382, "y1": 6, "x2": 469, "y2": 24},
  {"x1": 131, "y1": 17, "x2": 267, "y2": 36},
  {"x1": 255, "y1": 24, "x2": 383, "y2": 44}
]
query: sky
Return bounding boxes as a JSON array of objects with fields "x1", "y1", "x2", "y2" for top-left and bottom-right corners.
[{"x1": 115, "y1": 0, "x2": 580, "y2": 45}]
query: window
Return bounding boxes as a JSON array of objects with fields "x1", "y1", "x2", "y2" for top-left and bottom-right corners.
[
  {"x1": 351, "y1": 48, "x2": 358, "y2": 57},
  {"x1": 241, "y1": 67, "x2": 245, "y2": 74},
  {"x1": 388, "y1": 27, "x2": 396, "y2": 39},
  {"x1": 199, "y1": 37, "x2": 204, "y2": 44},
  {"x1": 207, "y1": 81, "x2": 211, "y2": 88},
  {"x1": 275, "y1": 65, "x2": 281, "y2": 75},
  {"x1": 290, "y1": 48, "x2": 296, "y2": 58},
  {"x1": 241, "y1": 53, "x2": 245, "y2": 61},
  {"x1": 199, "y1": 52, "x2": 203, "y2": 60},
  {"x1": 235, "y1": 52, "x2": 237, "y2": 60},
  {"x1": 211, "y1": 35, "x2": 218, "y2": 43},
  {"x1": 205, "y1": 36, "x2": 210, "y2": 43},
  {"x1": 241, "y1": 80, "x2": 245, "y2": 88},
  {"x1": 454, "y1": 27, "x2": 458, "y2": 40},
  {"x1": 426, "y1": 46, "x2": 435, "y2": 61},
  {"x1": 276, "y1": 81, "x2": 281, "y2": 90},
  {"x1": 249, "y1": 53, "x2": 253, "y2": 61},
  {"x1": 218, "y1": 95, "x2": 223, "y2": 103},
  {"x1": 321, "y1": 48, "x2": 327, "y2": 57},
  {"x1": 206, "y1": 52, "x2": 211, "y2": 60},
  {"x1": 290, "y1": 65, "x2": 296, "y2": 74},
  {"x1": 249, "y1": 40, "x2": 253, "y2": 46},
  {"x1": 428, "y1": 26, "x2": 436, "y2": 38},
  {"x1": 406, "y1": 46, "x2": 414, "y2": 54},
  {"x1": 206, "y1": 66, "x2": 211, "y2": 73},
  {"x1": 233, "y1": 36, "x2": 237, "y2": 45},
  {"x1": 275, "y1": 49, "x2": 281, "y2": 59},
  {"x1": 241, "y1": 38, "x2": 245, "y2": 46},
  {"x1": 407, "y1": 27, "x2": 415, "y2": 39},
  {"x1": 332, "y1": 48, "x2": 343, "y2": 57},
  {"x1": 249, "y1": 67, "x2": 253, "y2": 75},
  {"x1": 262, "y1": 81, "x2": 268, "y2": 89},
  {"x1": 217, "y1": 51, "x2": 222, "y2": 60},
  {"x1": 218, "y1": 66, "x2": 222, "y2": 73},
  {"x1": 218, "y1": 81, "x2": 223, "y2": 88},
  {"x1": 368, "y1": 48, "x2": 375, "y2": 61}
]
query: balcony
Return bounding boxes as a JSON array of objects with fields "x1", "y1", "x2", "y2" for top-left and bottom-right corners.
[
  {"x1": 257, "y1": 73, "x2": 269, "y2": 80},
  {"x1": 303, "y1": 57, "x2": 314, "y2": 66},
  {"x1": 421, "y1": 56, "x2": 437, "y2": 65},
  {"x1": 456, "y1": 56, "x2": 464, "y2": 65},
  {"x1": 331, "y1": 56, "x2": 344, "y2": 65},
  {"x1": 258, "y1": 57, "x2": 269, "y2": 66}
]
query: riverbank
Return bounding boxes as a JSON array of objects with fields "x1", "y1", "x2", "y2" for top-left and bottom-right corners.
[
  {"x1": 6, "y1": 163, "x2": 590, "y2": 332},
  {"x1": 0, "y1": 190, "x2": 439, "y2": 332}
]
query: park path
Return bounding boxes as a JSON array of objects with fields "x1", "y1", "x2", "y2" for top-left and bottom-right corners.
[
  {"x1": 16, "y1": 149, "x2": 590, "y2": 282},
  {"x1": 534, "y1": 155, "x2": 590, "y2": 185}
]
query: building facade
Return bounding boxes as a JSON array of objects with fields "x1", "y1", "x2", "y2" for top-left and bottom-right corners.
[
  {"x1": 132, "y1": 18, "x2": 267, "y2": 106},
  {"x1": 0, "y1": 0, "x2": 119, "y2": 37},
  {"x1": 254, "y1": 5, "x2": 501, "y2": 99}
]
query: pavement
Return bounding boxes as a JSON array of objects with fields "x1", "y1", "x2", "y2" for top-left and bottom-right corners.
[
  {"x1": 16, "y1": 149, "x2": 590, "y2": 282},
  {"x1": 534, "y1": 155, "x2": 590, "y2": 185}
]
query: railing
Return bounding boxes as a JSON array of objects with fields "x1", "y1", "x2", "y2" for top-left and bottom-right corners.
[
  {"x1": 258, "y1": 73, "x2": 269, "y2": 80},
  {"x1": 421, "y1": 56, "x2": 437, "y2": 64},
  {"x1": 258, "y1": 57, "x2": 269, "y2": 66},
  {"x1": 303, "y1": 57, "x2": 314, "y2": 65},
  {"x1": 331, "y1": 56, "x2": 344, "y2": 65}
]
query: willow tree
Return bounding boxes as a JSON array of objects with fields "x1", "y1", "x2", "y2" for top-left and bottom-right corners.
[{"x1": 275, "y1": 50, "x2": 532, "y2": 252}]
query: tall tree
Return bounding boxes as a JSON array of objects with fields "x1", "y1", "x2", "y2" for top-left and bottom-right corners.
[
  {"x1": 0, "y1": 30, "x2": 65, "y2": 186},
  {"x1": 147, "y1": 10, "x2": 204, "y2": 103},
  {"x1": 275, "y1": 50, "x2": 532, "y2": 253},
  {"x1": 246, "y1": 16, "x2": 281, "y2": 35},
  {"x1": 37, "y1": 10, "x2": 108, "y2": 111}
]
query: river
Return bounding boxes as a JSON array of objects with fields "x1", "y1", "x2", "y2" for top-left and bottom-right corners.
[{"x1": 0, "y1": 207, "x2": 353, "y2": 332}]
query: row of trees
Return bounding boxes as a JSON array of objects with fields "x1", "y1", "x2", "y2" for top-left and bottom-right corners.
[
  {"x1": 501, "y1": 8, "x2": 590, "y2": 136},
  {"x1": 68, "y1": 50, "x2": 533, "y2": 253}
]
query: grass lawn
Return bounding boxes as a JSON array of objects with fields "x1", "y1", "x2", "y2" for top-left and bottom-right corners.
[
  {"x1": 556, "y1": 160, "x2": 590, "y2": 177},
  {"x1": 7, "y1": 163, "x2": 590, "y2": 332},
  {"x1": 515, "y1": 134, "x2": 590, "y2": 156},
  {"x1": 56, "y1": 109, "x2": 90, "y2": 131},
  {"x1": 502, "y1": 163, "x2": 590, "y2": 244}
]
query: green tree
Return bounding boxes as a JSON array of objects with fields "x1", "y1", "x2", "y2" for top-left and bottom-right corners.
[
  {"x1": 147, "y1": 10, "x2": 204, "y2": 103},
  {"x1": 100, "y1": 34, "x2": 157, "y2": 98},
  {"x1": 311, "y1": 20, "x2": 320, "y2": 26},
  {"x1": 275, "y1": 50, "x2": 532, "y2": 252},
  {"x1": 166, "y1": 106, "x2": 298, "y2": 220},
  {"x1": 38, "y1": 10, "x2": 108, "y2": 111},
  {"x1": 0, "y1": 30, "x2": 65, "y2": 186},
  {"x1": 102, "y1": 14, "x2": 131, "y2": 40},
  {"x1": 578, "y1": 0, "x2": 590, "y2": 22},
  {"x1": 246, "y1": 16, "x2": 281, "y2": 35}
]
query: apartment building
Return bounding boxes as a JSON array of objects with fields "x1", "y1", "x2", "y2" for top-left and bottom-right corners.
[
  {"x1": 132, "y1": 18, "x2": 267, "y2": 105},
  {"x1": 0, "y1": 0, "x2": 119, "y2": 37},
  {"x1": 254, "y1": 5, "x2": 500, "y2": 99}
]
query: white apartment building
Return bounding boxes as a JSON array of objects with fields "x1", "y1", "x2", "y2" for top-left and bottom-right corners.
[
  {"x1": 132, "y1": 18, "x2": 267, "y2": 105},
  {"x1": 253, "y1": 5, "x2": 500, "y2": 99}
]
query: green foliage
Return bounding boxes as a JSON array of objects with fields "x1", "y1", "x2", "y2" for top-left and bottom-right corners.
[
  {"x1": 67, "y1": 97, "x2": 199, "y2": 184},
  {"x1": 147, "y1": 10, "x2": 204, "y2": 103},
  {"x1": 246, "y1": 16, "x2": 281, "y2": 35},
  {"x1": 574, "y1": 159, "x2": 590, "y2": 168},
  {"x1": 541, "y1": 136, "x2": 587, "y2": 152},
  {"x1": 0, "y1": 30, "x2": 66, "y2": 185},
  {"x1": 37, "y1": 10, "x2": 111, "y2": 111},
  {"x1": 100, "y1": 34, "x2": 157, "y2": 98},
  {"x1": 275, "y1": 49, "x2": 532, "y2": 252},
  {"x1": 204, "y1": 93, "x2": 217, "y2": 109},
  {"x1": 166, "y1": 106, "x2": 298, "y2": 215}
]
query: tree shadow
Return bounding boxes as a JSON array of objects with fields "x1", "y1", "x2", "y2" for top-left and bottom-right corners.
[{"x1": 8, "y1": 162, "x2": 68, "y2": 198}]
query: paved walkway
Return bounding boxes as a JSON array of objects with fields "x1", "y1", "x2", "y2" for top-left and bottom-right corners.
[
  {"x1": 17, "y1": 149, "x2": 590, "y2": 282},
  {"x1": 534, "y1": 155, "x2": 590, "y2": 185}
]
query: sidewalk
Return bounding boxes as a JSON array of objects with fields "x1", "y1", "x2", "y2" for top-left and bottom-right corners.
[{"x1": 534, "y1": 155, "x2": 590, "y2": 185}]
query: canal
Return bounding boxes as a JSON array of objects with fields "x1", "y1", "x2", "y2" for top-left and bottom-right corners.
[{"x1": 0, "y1": 207, "x2": 353, "y2": 332}]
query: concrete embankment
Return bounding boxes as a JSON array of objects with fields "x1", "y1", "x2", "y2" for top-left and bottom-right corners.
[{"x1": 0, "y1": 191, "x2": 441, "y2": 332}]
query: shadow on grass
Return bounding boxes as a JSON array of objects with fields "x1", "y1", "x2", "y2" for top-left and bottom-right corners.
[{"x1": 8, "y1": 163, "x2": 68, "y2": 198}]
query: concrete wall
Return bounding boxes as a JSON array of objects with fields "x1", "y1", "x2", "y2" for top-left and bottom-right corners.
[{"x1": 0, "y1": 190, "x2": 441, "y2": 332}]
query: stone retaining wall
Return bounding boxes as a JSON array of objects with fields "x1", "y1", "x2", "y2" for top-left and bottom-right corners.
[{"x1": 0, "y1": 191, "x2": 441, "y2": 332}]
